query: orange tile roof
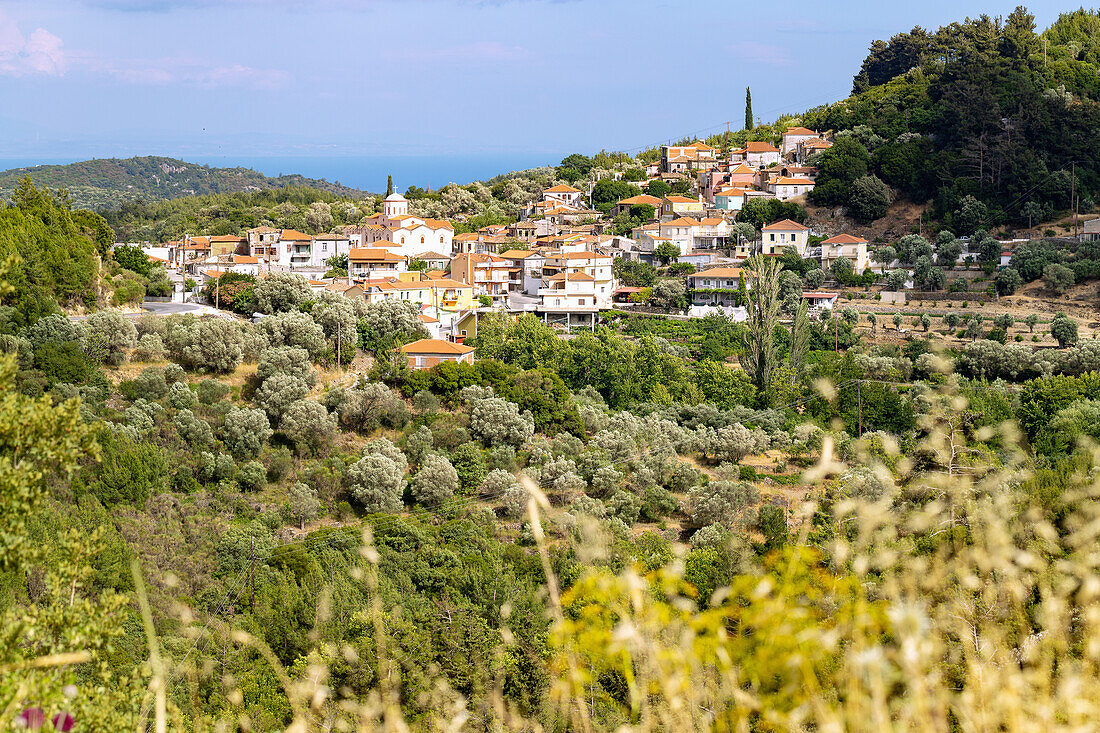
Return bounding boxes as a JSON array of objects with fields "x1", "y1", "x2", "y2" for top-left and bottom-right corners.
[
  {"x1": 279, "y1": 229, "x2": 312, "y2": 241},
  {"x1": 762, "y1": 219, "x2": 810, "y2": 231},
  {"x1": 349, "y1": 248, "x2": 405, "y2": 262},
  {"x1": 664, "y1": 195, "x2": 699, "y2": 204},
  {"x1": 499, "y1": 249, "x2": 535, "y2": 258},
  {"x1": 746, "y1": 141, "x2": 780, "y2": 153},
  {"x1": 400, "y1": 338, "x2": 474, "y2": 355},
  {"x1": 821, "y1": 233, "x2": 867, "y2": 244},
  {"x1": 784, "y1": 127, "x2": 818, "y2": 136},
  {"x1": 699, "y1": 217, "x2": 726, "y2": 226},
  {"x1": 729, "y1": 163, "x2": 757, "y2": 175},
  {"x1": 545, "y1": 184, "x2": 580, "y2": 193},
  {"x1": 663, "y1": 217, "x2": 701, "y2": 227},
  {"x1": 774, "y1": 177, "x2": 815, "y2": 185},
  {"x1": 208, "y1": 234, "x2": 245, "y2": 243},
  {"x1": 548, "y1": 272, "x2": 595, "y2": 282},
  {"x1": 690, "y1": 267, "x2": 743, "y2": 279},
  {"x1": 616, "y1": 194, "x2": 663, "y2": 206}
]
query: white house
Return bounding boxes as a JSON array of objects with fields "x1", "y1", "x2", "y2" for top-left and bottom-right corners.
[
  {"x1": 818, "y1": 234, "x2": 870, "y2": 274},
  {"x1": 348, "y1": 247, "x2": 407, "y2": 279},
  {"x1": 499, "y1": 248, "x2": 544, "y2": 295},
  {"x1": 761, "y1": 219, "x2": 810, "y2": 255},
  {"x1": 770, "y1": 177, "x2": 815, "y2": 201},
  {"x1": 311, "y1": 234, "x2": 351, "y2": 269},
  {"x1": 781, "y1": 127, "x2": 822, "y2": 157},
  {"x1": 542, "y1": 184, "x2": 583, "y2": 207},
  {"x1": 688, "y1": 267, "x2": 744, "y2": 305},
  {"x1": 540, "y1": 250, "x2": 615, "y2": 307},
  {"x1": 356, "y1": 192, "x2": 455, "y2": 258},
  {"x1": 741, "y1": 141, "x2": 781, "y2": 168}
]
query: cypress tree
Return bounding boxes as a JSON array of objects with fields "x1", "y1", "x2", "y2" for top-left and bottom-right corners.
[
  {"x1": 745, "y1": 87, "x2": 753, "y2": 130},
  {"x1": 386, "y1": 175, "x2": 394, "y2": 196}
]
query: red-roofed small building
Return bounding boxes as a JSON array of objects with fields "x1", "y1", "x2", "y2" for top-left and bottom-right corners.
[
  {"x1": 542, "y1": 183, "x2": 583, "y2": 207},
  {"x1": 770, "y1": 176, "x2": 816, "y2": 201},
  {"x1": 781, "y1": 126, "x2": 823, "y2": 157},
  {"x1": 400, "y1": 339, "x2": 475, "y2": 369}
]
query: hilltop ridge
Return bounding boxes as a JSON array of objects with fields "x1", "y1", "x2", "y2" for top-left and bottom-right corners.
[{"x1": 0, "y1": 155, "x2": 370, "y2": 210}]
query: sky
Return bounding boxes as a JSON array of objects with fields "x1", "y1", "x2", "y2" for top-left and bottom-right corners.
[{"x1": 0, "y1": 0, "x2": 1081, "y2": 175}]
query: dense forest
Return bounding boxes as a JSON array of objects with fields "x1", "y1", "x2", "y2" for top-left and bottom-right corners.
[{"x1": 0, "y1": 156, "x2": 368, "y2": 211}]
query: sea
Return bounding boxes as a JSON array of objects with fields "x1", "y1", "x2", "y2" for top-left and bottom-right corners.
[{"x1": 0, "y1": 153, "x2": 560, "y2": 194}]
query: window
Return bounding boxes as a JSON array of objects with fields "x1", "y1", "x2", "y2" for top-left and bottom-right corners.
[
  {"x1": 770, "y1": 234, "x2": 776, "y2": 242},
  {"x1": 578, "y1": 299, "x2": 586, "y2": 305},
  {"x1": 421, "y1": 236, "x2": 425, "y2": 244}
]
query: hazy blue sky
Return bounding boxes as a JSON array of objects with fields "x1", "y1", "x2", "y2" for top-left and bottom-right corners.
[{"x1": 0, "y1": 0, "x2": 1078, "y2": 164}]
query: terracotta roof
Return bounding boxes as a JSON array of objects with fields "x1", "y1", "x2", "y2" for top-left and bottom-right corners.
[
  {"x1": 418, "y1": 314, "x2": 439, "y2": 323},
  {"x1": 699, "y1": 217, "x2": 726, "y2": 226},
  {"x1": 821, "y1": 233, "x2": 867, "y2": 244},
  {"x1": 664, "y1": 195, "x2": 699, "y2": 204},
  {"x1": 762, "y1": 219, "x2": 809, "y2": 231},
  {"x1": 349, "y1": 248, "x2": 405, "y2": 262},
  {"x1": 690, "y1": 267, "x2": 743, "y2": 279},
  {"x1": 773, "y1": 177, "x2": 815, "y2": 185},
  {"x1": 663, "y1": 217, "x2": 701, "y2": 227},
  {"x1": 208, "y1": 235, "x2": 245, "y2": 243},
  {"x1": 400, "y1": 338, "x2": 474, "y2": 355},
  {"x1": 279, "y1": 229, "x2": 313, "y2": 241},
  {"x1": 729, "y1": 163, "x2": 757, "y2": 175},
  {"x1": 746, "y1": 141, "x2": 780, "y2": 153},
  {"x1": 248, "y1": 226, "x2": 278, "y2": 234},
  {"x1": 325, "y1": 282, "x2": 363, "y2": 293},
  {"x1": 545, "y1": 184, "x2": 580, "y2": 193},
  {"x1": 616, "y1": 194, "x2": 663, "y2": 206},
  {"x1": 803, "y1": 292, "x2": 840, "y2": 299},
  {"x1": 499, "y1": 249, "x2": 535, "y2": 258},
  {"x1": 548, "y1": 272, "x2": 595, "y2": 282},
  {"x1": 784, "y1": 127, "x2": 818, "y2": 136},
  {"x1": 716, "y1": 189, "x2": 749, "y2": 198},
  {"x1": 415, "y1": 251, "x2": 450, "y2": 260}
]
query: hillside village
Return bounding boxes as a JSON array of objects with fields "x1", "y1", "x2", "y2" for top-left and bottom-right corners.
[{"x1": 127, "y1": 123, "x2": 1100, "y2": 354}]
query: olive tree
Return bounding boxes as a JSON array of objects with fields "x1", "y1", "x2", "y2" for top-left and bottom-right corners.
[
  {"x1": 466, "y1": 390, "x2": 535, "y2": 447},
  {"x1": 221, "y1": 406, "x2": 274, "y2": 458},
  {"x1": 24, "y1": 313, "x2": 85, "y2": 349},
  {"x1": 687, "y1": 480, "x2": 760, "y2": 528},
  {"x1": 1043, "y1": 263, "x2": 1075, "y2": 295},
  {"x1": 258, "y1": 311, "x2": 327, "y2": 360},
  {"x1": 255, "y1": 272, "x2": 312, "y2": 314},
  {"x1": 312, "y1": 295, "x2": 357, "y2": 343},
  {"x1": 86, "y1": 309, "x2": 137, "y2": 365},
  {"x1": 411, "y1": 453, "x2": 459, "y2": 507},
  {"x1": 338, "y1": 382, "x2": 407, "y2": 433},
  {"x1": 175, "y1": 319, "x2": 246, "y2": 373},
  {"x1": 289, "y1": 482, "x2": 320, "y2": 528},
  {"x1": 166, "y1": 381, "x2": 198, "y2": 410},
  {"x1": 358, "y1": 299, "x2": 429, "y2": 348},
  {"x1": 173, "y1": 408, "x2": 214, "y2": 447},
  {"x1": 1051, "y1": 312, "x2": 1079, "y2": 347},
  {"x1": 347, "y1": 453, "x2": 405, "y2": 513},
  {"x1": 280, "y1": 400, "x2": 337, "y2": 455},
  {"x1": 254, "y1": 372, "x2": 311, "y2": 422},
  {"x1": 257, "y1": 346, "x2": 316, "y2": 386}
]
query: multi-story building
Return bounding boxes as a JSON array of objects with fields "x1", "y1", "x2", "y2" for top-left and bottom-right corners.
[
  {"x1": 499, "y1": 248, "x2": 544, "y2": 294},
  {"x1": 817, "y1": 234, "x2": 870, "y2": 274},
  {"x1": 687, "y1": 267, "x2": 744, "y2": 305},
  {"x1": 781, "y1": 126, "x2": 823, "y2": 157},
  {"x1": 349, "y1": 246, "x2": 407, "y2": 279},
  {"x1": 761, "y1": 219, "x2": 811, "y2": 255},
  {"x1": 451, "y1": 253, "x2": 516, "y2": 302},
  {"x1": 661, "y1": 195, "x2": 705, "y2": 218},
  {"x1": 355, "y1": 192, "x2": 454, "y2": 258},
  {"x1": 540, "y1": 250, "x2": 615, "y2": 307},
  {"x1": 770, "y1": 176, "x2": 816, "y2": 201}
]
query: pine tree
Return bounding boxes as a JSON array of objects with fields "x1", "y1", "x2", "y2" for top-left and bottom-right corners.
[
  {"x1": 386, "y1": 175, "x2": 394, "y2": 196},
  {"x1": 745, "y1": 87, "x2": 753, "y2": 130}
]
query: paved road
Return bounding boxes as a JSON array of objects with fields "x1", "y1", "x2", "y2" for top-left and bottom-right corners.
[{"x1": 70, "y1": 301, "x2": 232, "y2": 321}]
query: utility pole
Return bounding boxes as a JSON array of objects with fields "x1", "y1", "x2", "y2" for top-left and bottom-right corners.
[
  {"x1": 337, "y1": 318, "x2": 342, "y2": 371},
  {"x1": 1071, "y1": 161, "x2": 1077, "y2": 238},
  {"x1": 249, "y1": 537, "x2": 256, "y2": 612},
  {"x1": 857, "y1": 381, "x2": 862, "y2": 437},
  {"x1": 215, "y1": 253, "x2": 221, "y2": 310}
]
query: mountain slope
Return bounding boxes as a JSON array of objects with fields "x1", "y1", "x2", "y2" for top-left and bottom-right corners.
[{"x1": 0, "y1": 156, "x2": 369, "y2": 210}]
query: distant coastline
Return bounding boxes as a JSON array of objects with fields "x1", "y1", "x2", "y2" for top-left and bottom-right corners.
[{"x1": 0, "y1": 153, "x2": 559, "y2": 194}]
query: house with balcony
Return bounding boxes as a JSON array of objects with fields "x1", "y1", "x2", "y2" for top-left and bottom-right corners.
[
  {"x1": 687, "y1": 267, "x2": 744, "y2": 306},
  {"x1": 274, "y1": 230, "x2": 315, "y2": 269},
  {"x1": 761, "y1": 219, "x2": 811, "y2": 255},
  {"x1": 414, "y1": 250, "x2": 451, "y2": 271},
  {"x1": 499, "y1": 249, "x2": 544, "y2": 294},
  {"x1": 660, "y1": 142, "x2": 719, "y2": 173},
  {"x1": 451, "y1": 253, "x2": 516, "y2": 302},
  {"x1": 817, "y1": 234, "x2": 870, "y2": 274},
  {"x1": 537, "y1": 272, "x2": 601, "y2": 329},
  {"x1": 797, "y1": 137, "x2": 833, "y2": 163},
  {"x1": 349, "y1": 247, "x2": 407, "y2": 279},
  {"x1": 541, "y1": 250, "x2": 615, "y2": 307},
  {"x1": 360, "y1": 272, "x2": 474, "y2": 312}
]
